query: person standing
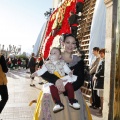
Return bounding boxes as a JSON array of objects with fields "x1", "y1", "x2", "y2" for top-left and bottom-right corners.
[
  {"x1": 25, "y1": 57, "x2": 29, "y2": 69},
  {"x1": 0, "y1": 54, "x2": 8, "y2": 115},
  {"x1": 89, "y1": 47, "x2": 101, "y2": 109},
  {"x1": 93, "y1": 48, "x2": 105, "y2": 116},
  {"x1": 28, "y1": 53, "x2": 36, "y2": 87},
  {"x1": 11, "y1": 57, "x2": 16, "y2": 70},
  {"x1": 37, "y1": 54, "x2": 44, "y2": 85},
  {"x1": 76, "y1": 0, "x2": 84, "y2": 14},
  {"x1": 17, "y1": 57, "x2": 22, "y2": 70},
  {"x1": 6, "y1": 56, "x2": 11, "y2": 69},
  {"x1": 68, "y1": 11, "x2": 79, "y2": 38}
]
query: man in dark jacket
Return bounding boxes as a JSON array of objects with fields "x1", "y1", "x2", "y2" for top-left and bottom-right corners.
[
  {"x1": 68, "y1": 11, "x2": 80, "y2": 37},
  {"x1": 28, "y1": 53, "x2": 36, "y2": 87}
]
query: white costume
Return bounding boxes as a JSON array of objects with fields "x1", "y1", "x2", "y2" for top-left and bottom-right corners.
[{"x1": 36, "y1": 60, "x2": 77, "y2": 93}]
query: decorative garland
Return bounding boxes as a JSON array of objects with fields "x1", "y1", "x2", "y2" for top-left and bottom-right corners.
[{"x1": 43, "y1": 0, "x2": 76, "y2": 59}]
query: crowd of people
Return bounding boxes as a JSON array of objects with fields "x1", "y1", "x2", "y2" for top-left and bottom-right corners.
[{"x1": 5, "y1": 56, "x2": 29, "y2": 70}]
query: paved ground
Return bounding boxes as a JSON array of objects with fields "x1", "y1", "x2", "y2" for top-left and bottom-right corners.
[
  {"x1": 0, "y1": 69, "x2": 41, "y2": 120},
  {"x1": 0, "y1": 69, "x2": 103, "y2": 120}
]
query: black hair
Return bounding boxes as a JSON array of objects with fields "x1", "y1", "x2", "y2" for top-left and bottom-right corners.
[
  {"x1": 93, "y1": 47, "x2": 100, "y2": 51},
  {"x1": 0, "y1": 54, "x2": 8, "y2": 73},
  {"x1": 63, "y1": 33, "x2": 75, "y2": 42}
]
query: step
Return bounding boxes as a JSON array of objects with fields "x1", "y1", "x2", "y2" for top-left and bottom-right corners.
[{"x1": 81, "y1": 44, "x2": 89, "y2": 47}]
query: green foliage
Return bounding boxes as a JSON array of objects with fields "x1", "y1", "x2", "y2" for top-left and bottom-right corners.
[{"x1": 16, "y1": 54, "x2": 27, "y2": 60}]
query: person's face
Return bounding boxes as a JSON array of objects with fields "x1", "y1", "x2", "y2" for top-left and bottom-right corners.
[
  {"x1": 63, "y1": 36, "x2": 76, "y2": 53},
  {"x1": 99, "y1": 52, "x2": 105, "y2": 58},
  {"x1": 49, "y1": 48, "x2": 61, "y2": 62},
  {"x1": 92, "y1": 50, "x2": 99, "y2": 56}
]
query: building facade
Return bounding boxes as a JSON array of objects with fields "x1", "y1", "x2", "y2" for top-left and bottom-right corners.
[{"x1": 53, "y1": 0, "x2": 62, "y2": 8}]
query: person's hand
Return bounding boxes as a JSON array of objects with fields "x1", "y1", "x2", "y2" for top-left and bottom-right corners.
[
  {"x1": 92, "y1": 75, "x2": 97, "y2": 81},
  {"x1": 55, "y1": 79, "x2": 65, "y2": 93},
  {"x1": 69, "y1": 69, "x2": 74, "y2": 77}
]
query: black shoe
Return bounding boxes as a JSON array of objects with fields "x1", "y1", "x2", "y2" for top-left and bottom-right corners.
[
  {"x1": 93, "y1": 106, "x2": 97, "y2": 109},
  {"x1": 38, "y1": 82, "x2": 44, "y2": 85},
  {"x1": 89, "y1": 105, "x2": 94, "y2": 108},
  {"x1": 30, "y1": 84, "x2": 35, "y2": 87},
  {"x1": 89, "y1": 105, "x2": 97, "y2": 109}
]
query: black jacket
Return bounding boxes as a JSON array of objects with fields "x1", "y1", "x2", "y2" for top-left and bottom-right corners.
[
  {"x1": 0, "y1": 55, "x2": 8, "y2": 73},
  {"x1": 95, "y1": 60, "x2": 105, "y2": 78},
  {"x1": 95, "y1": 59, "x2": 105, "y2": 89},
  {"x1": 68, "y1": 14, "x2": 79, "y2": 27},
  {"x1": 28, "y1": 57, "x2": 36, "y2": 69}
]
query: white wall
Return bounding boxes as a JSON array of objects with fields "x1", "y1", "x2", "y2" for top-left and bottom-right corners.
[{"x1": 53, "y1": 0, "x2": 62, "y2": 8}]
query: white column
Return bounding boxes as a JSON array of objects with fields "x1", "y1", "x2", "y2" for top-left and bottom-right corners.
[{"x1": 103, "y1": 0, "x2": 113, "y2": 120}]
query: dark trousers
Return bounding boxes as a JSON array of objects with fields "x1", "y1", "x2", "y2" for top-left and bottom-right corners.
[
  {"x1": 71, "y1": 26, "x2": 78, "y2": 38},
  {"x1": 30, "y1": 68, "x2": 35, "y2": 79},
  {"x1": 0, "y1": 85, "x2": 8, "y2": 113},
  {"x1": 90, "y1": 75, "x2": 100, "y2": 107},
  {"x1": 76, "y1": 2, "x2": 84, "y2": 14},
  {"x1": 50, "y1": 83, "x2": 74, "y2": 103}
]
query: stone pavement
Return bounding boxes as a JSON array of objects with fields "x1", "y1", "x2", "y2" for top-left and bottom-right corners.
[
  {"x1": 0, "y1": 69, "x2": 103, "y2": 120},
  {"x1": 0, "y1": 69, "x2": 40, "y2": 120},
  {"x1": 87, "y1": 102, "x2": 104, "y2": 120}
]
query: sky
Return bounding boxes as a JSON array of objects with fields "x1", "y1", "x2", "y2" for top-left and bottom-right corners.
[{"x1": 0, "y1": 0, "x2": 53, "y2": 54}]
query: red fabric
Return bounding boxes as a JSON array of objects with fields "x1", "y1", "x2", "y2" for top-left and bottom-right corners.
[
  {"x1": 71, "y1": 23, "x2": 78, "y2": 26},
  {"x1": 38, "y1": 57, "x2": 42, "y2": 61},
  {"x1": 65, "y1": 83, "x2": 74, "y2": 100},
  {"x1": 18, "y1": 61, "x2": 21, "y2": 64},
  {"x1": 50, "y1": 85, "x2": 61, "y2": 103},
  {"x1": 50, "y1": 83, "x2": 74, "y2": 103},
  {"x1": 76, "y1": 0, "x2": 84, "y2": 3},
  {"x1": 34, "y1": 58, "x2": 36, "y2": 61},
  {"x1": 43, "y1": 0, "x2": 76, "y2": 59},
  {"x1": 45, "y1": 8, "x2": 58, "y2": 40}
]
